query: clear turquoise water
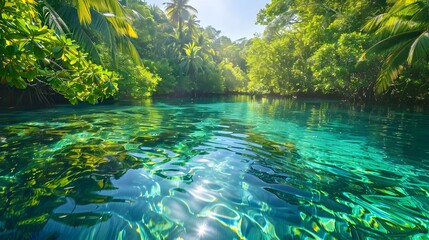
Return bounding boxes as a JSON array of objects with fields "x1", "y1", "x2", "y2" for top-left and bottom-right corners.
[{"x1": 0, "y1": 96, "x2": 429, "y2": 239}]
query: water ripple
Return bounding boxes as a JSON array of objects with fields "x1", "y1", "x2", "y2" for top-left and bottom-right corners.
[{"x1": 1, "y1": 98, "x2": 428, "y2": 239}]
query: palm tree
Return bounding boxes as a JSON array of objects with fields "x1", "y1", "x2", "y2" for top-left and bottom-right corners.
[
  {"x1": 164, "y1": 0, "x2": 197, "y2": 43},
  {"x1": 41, "y1": 0, "x2": 140, "y2": 65},
  {"x1": 180, "y1": 42, "x2": 203, "y2": 95},
  {"x1": 184, "y1": 14, "x2": 200, "y2": 41},
  {"x1": 363, "y1": 0, "x2": 429, "y2": 93},
  {"x1": 196, "y1": 34, "x2": 216, "y2": 59}
]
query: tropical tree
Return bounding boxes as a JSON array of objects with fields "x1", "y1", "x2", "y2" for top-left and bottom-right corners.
[
  {"x1": 196, "y1": 34, "x2": 215, "y2": 59},
  {"x1": 163, "y1": 0, "x2": 197, "y2": 43},
  {"x1": 363, "y1": 0, "x2": 429, "y2": 93},
  {"x1": 180, "y1": 42, "x2": 203, "y2": 94},
  {"x1": 0, "y1": 0, "x2": 119, "y2": 104},
  {"x1": 246, "y1": 0, "x2": 389, "y2": 99},
  {"x1": 184, "y1": 14, "x2": 200, "y2": 41},
  {"x1": 312, "y1": 32, "x2": 379, "y2": 99},
  {"x1": 115, "y1": 2, "x2": 180, "y2": 95},
  {"x1": 218, "y1": 60, "x2": 247, "y2": 93}
]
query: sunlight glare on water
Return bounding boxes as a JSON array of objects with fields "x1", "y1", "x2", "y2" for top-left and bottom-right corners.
[{"x1": 0, "y1": 96, "x2": 428, "y2": 239}]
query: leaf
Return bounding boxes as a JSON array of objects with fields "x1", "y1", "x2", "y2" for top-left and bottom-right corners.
[
  {"x1": 52, "y1": 47, "x2": 64, "y2": 59},
  {"x1": 25, "y1": 69, "x2": 38, "y2": 80},
  {"x1": 361, "y1": 30, "x2": 420, "y2": 60},
  {"x1": 40, "y1": 1, "x2": 71, "y2": 35},
  {"x1": 14, "y1": 19, "x2": 31, "y2": 35},
  {"x1": 57, "y1": 6, "x2": 104, "y2": 64},
  {"x1": 5, "y1": 45, "x2": 19, "y2": 55},
  {"x1": 77, "y1": 0, "x2": 92, "y2": 24},
  {"x1": 407, "y1": 31, "x2": 429, "y2": 64},
  {"x1": 33, "y1": 44, "x2": 46, "y2": 59},
  {"x1": 376, "y1": 40, "x2": 412, "y2": 93},
  {"x1": 35, "y1": 26, "x2": 50, "y2": 36},
  {"x1": 126, "y1": 23, "x2": 138, "y2": 38}
]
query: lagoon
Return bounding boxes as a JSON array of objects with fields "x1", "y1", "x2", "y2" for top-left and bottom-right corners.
[{"x1": 0, "y1": 96, "x2": 428, "y2": 239}]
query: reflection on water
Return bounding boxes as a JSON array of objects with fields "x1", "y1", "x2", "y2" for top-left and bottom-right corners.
[{"x1": 0, "y1": 96, "x2": 429, "y2": 239}]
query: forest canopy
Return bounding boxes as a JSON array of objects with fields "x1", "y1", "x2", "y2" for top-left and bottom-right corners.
[{"x1": 1, "y1": 0, "x2": 428, "y2": 105}]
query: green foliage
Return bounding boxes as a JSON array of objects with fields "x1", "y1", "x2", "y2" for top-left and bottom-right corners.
[
  {"x1": 42, "y1": 0, "x2": 140, "y2": 65},
  {"x1": 115, "y1": 0, "x2": 248, "y2": 97},
  {"x1": 246, "y1": 36, "x2": 311, "y2": 95},
  {"x1": 150, "y1": 60, "x2": 177, "y2": 95},
  {"x1": 184, "y1": 14, "x2": 200, "y2": 41},
  {"x1": 180, "y1": 42, "x2": 203, "y2": 92},
  {"x1": 363, "y1": 0, "x2": 429, "y2": 93},
  {"x1": 250, "y1": 0, "x2": 429, "y2": 101},
  {"x1": 96, "y1": 39, "x2": 159, "y2": 100},
  {"x1": 164, "y1": 0, "x2": 197, "y2": 46},
  {"x1": 0, "y1": 0, "x2": 119, "y2": 104},
  {"x1": 247, "y1": 0, "x2": 393, "y2": 100},
  {"x1": 246, "y1": 38, "x2": 277, "y2": 94},
  {"x1": 4, "y1": 0, "x2": 428, "y2": 104},
  {"x1": 123, "y1": 1, "x2": 178, "y2": 96},
  {"x1": 197, "y1": 62, "x2": 224, "y2": 94},
  {"x1": 311, "y1": 32, "x2": 380, "y2": 97},
  {"x1": 116, "y1": 64, "x2": 160, "y2": 99},
  {"x1": 218, "y1": 60, "x2": 247, "y2": 92}
]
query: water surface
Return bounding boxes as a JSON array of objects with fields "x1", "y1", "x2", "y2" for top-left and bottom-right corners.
[{"x1": 0, "y1": 97, "x2": 428, "y2": 239}]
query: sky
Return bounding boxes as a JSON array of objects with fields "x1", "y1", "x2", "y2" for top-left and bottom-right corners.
[{"x1": 143, "y1": 0, "x2": 271, "y2": 41}]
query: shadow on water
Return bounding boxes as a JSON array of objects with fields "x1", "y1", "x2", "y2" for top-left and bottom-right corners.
[{"x1": 0, "y1": 96, "x2": 428, "y2": 239}]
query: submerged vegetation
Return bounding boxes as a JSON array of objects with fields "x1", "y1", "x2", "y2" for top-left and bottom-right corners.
[{"x1": 1, "y1": 0, "x2": 429, "y2": 105}]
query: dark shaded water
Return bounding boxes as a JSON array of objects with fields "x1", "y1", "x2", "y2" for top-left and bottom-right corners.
[{"x1": 0, "y1": 96, "x2": 428, "y2": 239}]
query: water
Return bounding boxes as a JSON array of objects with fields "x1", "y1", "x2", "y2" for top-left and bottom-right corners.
[{"x1": 0, "y1": 96, "x2": 428, "y2": 239}]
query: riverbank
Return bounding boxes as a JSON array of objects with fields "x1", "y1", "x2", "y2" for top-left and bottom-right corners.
[{"x1": 2, "y1": 85, "x2": 429, "y2": 111}]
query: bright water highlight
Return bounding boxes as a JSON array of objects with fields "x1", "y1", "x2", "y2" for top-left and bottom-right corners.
[{"x1": 0, "y1": 97, "x2": 428, "y2": 239}]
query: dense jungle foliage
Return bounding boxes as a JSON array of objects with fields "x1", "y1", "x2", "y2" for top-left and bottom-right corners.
[{"x1": 1, "y1": 0, "x2": 429, "y2": 105}]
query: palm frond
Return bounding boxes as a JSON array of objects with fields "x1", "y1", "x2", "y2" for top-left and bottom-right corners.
[
  {"x1": 54, "y1": 3, "x2": 142, "y2": 65},
  {"x1": 363, "y1": 0, "x2": 429, "y2": 93},
  {"x1": 40, "y1": 0, "x2": 70, "y2": 35},
  {"x1": 89, "y1": 10, "x2": 113, "y2": 41},
  {"x1": 363, "y1": 2, "x2": 425, "y2": 36},
  {"x1": 77, "y1": 0, "x2": 92, "y2": 24},
  {"x1": 375, "y1": 17, "x2": 417, "y2": 38},
  {"x1": 73, "y1": 28, "x2": 103, "y2": 64},
  {"x1": 120, "y1": 37, "x2": 142, "y2": 65},
  {"x1": 388, "y1": 0, "x2": 415, "y2": 13},
  {"x1": 408, "y1": 31, "x2": 429, "y2": 64},
  {"x1": 361, "y1": 30, "x2": 421, "y2": 59},
  {"x1": 394, "y1": 2, "x2": 425, "y2": 19},
  {"x1": 362, "y1": 13, "x2": 387, "y2": 32},
  {"x1": 56, "y1": 5, "x2": 103, "y2": 64},
  {"x1": 164, "y1": 0, "x2": 198, "y2": 24},
  {"x1": 184, "y1": 5, "x2": 197, "y2": 15},
  {"x1": 376, "y1": 38, "x2": 414, "y2": 93},
  {"x1": 105, "y1": 15, "x2": 138, "y2": 38},
  {"x1": 408, "y1": 2, "x2": 429, "y2": 23},
  {"x1": 94, "y1": 0, "x2": 125, "y2": 18},
  {"x1": 65, "y1": 0, "x2": 137, "y2": 38}
]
